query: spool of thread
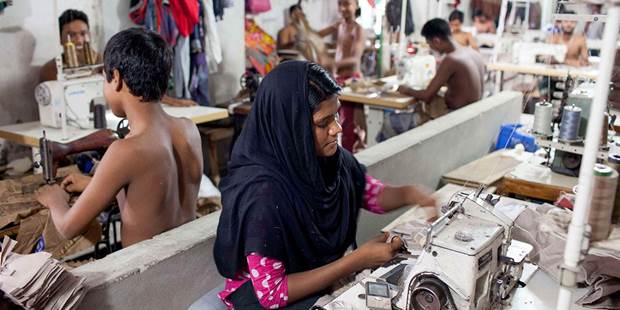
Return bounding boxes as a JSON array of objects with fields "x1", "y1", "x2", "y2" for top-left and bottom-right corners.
[
  {"x1": 607, "y1": 154, "x2": 620, "y2": 224},
  {"x1": 533, "y1": 101, "x2": 553, "y2": 136},
  {"x1": 63, "y1": 35, "x2": 79, "y2": 68},
  {"x1": 601, "y1": 113, "x2": 610, "y2": 147},
  {"x1": 93, "y1": 104, "x2": 106, "y2": 129},
  {"x1": 559, "y1": 106, "x2": 582, "y2": 142},
  {"x1": 589, "y1": 164, "x2": 618, "y2": 241},
  {"x1": 83, "y1": 38, "x2": 94, "y2": 65}
]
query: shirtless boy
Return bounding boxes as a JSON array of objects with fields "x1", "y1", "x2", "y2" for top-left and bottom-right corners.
[
  {"x1": 398, "y1": 18, "x2": 485, "y2": 111},
  {"x1": 36, "y1": 28, "x2": 203, "y2": 247},
  {"x1": 473, "y1": 10, "x2": 496, "y2": 34},
  {"x1": 449, "y1": 10, "x2": 479, "y2": 51},
  {"x1": 548, "y1": 11, "x2": 589, "y2": 67},
  {"x1": 319, "y1": 0, "x2": 366, "y2": 152}
]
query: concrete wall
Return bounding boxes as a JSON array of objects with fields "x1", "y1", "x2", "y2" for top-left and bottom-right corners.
[
  {"x1": 253, "y1": 0, "x2": 338, "y2": 39},
  {"x1": 355, "y1": 91, "x2": 522, "y2": 243},
  {"x1": 73, "y1": 212, "x2": 223, "y2": 310}
]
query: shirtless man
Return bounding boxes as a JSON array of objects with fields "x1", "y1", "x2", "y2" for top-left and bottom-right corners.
[
  {"x1": 277, "y1": 5, "x2": 305, "y2": 50},
  {"x1": 36, "y1": 28, "x2": 203, "y2": 247},
  {"x1": 473, "y1": 10, "x2": 496, "y2": 34},
  {"x1": 40, "y1": 9, "x2": 102, "y2": 82},
  {"x1": 398, "y1": 18, "x2": 485, "y2": 111},
  {"x1": 319, "y1": 0, "x2": 364, "y2": 78},
  {"x1": 449, "y1": 10, "x2": 479, "y2": 51},
  {"x1": 40, "y1": 9, "x2": 196, "y2": 107},
  {"x1": 318, "y1": 0, "x2": 366, "y2": 152},
  {"x1": 548, "y1": 11, "x2": 589, "y2": 67}
]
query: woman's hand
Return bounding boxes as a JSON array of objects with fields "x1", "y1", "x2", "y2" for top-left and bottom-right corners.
[
  {"x1": 354, "y1": 233, "x2": 403, "y2": 270},
  {"x1": 61, "y1": 173, "x2": 92, "y2": 193}
]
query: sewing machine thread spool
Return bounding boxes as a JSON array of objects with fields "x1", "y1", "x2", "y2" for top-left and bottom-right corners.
[
  {"x1": 63, "y1": 35, "x2": 79, "y2": 68},
  {"x1": 589, "y1": 164, "x2": 618, "y2": 241},
  {"x1": 607, "y1": 154, "x2": 620, "y2": 224},
  {"x1": 533, "y1": 101, "x2": 553, "y2": 137},
  {"x1": 93, "y1": 104, "x2": 106, "y2": 129},
  {"x1": 83, "y1": 35, "x2": 94, "y2": 65},
  {"x1": 559, "y1": 106, "x2": 582, "y2": 142}
]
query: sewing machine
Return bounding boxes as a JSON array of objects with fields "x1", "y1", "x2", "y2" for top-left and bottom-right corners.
[
  {"x1": 37, "y1": 129, "x2": 118, "y2": 184},
  {"x1": 397, "y1": 55, "x2": 436, "y2": 89},
  {"x1": 35, "y1": 74, "x2": 105, "y2": 129},
  {"x1": 512, "y1": 42, "x2": 567, "y2": 64},
  {"x1": 323, "y1": 190, "x2": 533, "y2": 310}
]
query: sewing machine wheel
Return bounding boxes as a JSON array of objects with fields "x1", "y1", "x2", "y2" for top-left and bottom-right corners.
[
  {"x1": 562, "y1": 153, "x2": 581, "y2": 170},
  {"x1": 409, "y1": 277, "x2": 450, "y2": 310}
]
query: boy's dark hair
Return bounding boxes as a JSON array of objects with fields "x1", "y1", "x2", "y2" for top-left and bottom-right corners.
[
  {"x1": 421, "y1": 18, "x2": 452, "y2": 40},
  {"x1": 59, "y1": 9, "x2": 89, "y2": 35},
  {"x1": 104, "y1": 28, "x2": 172, "y2": 102},
  {"x1": 473, "y1": 9, "x2": 485, "y2": 18},
  {"x1": 449, "y1": 10, "x2": 464, "y2": 22},
  {"x1": 289, "y1": 4, "x2": 301, "y2": 15},
  {"x1": 307, "y1": 63, "x2": 341, "y2": 110}
]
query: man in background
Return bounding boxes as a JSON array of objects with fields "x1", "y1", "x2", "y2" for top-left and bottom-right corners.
[
  {"x1": 40, "y1": 9, "x2": 196, "y2": 106},
  {"x1": 448, "y1": 10, "x2": 479, "y2": 51},
  {"x1": 473, "y1": 10, "x2": 496, "y2": 34},
  {"x1": 548, "y1": 10, "x2": 589, "y2": 67},
  {"x1": 398, "y1": 19, "x2": 485, "y2": 116}
]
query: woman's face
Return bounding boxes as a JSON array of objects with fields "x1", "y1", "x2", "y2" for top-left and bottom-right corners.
[{"x1": 313, "y1": 95, "x2": 342, "y2": 157}]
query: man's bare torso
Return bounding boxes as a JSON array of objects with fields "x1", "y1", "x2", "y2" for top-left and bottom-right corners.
[
  {"x1": 549, "y1": 34, "x2": 588, "y2": 67},
  {"x1": 116, "y1": 114, "x2": 202, "y2": 246},
  {"x1": 442, "y1": 47, "x2": 485, "y2": 109},
  {"x1": 335, "y1": 21, "x2": 362, "y2": 76}
]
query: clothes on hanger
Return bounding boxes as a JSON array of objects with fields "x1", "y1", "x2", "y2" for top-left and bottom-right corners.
[{"x1": 203, "y1": 0, "x2": 223, "y2": 74}]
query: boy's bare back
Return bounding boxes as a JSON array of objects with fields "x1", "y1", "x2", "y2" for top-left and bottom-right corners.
[
  {"x1": 441, "y1": 47, "x2": 485, "y2": 109},
  {"x1": 116, "y1": 114, "x2": 202, "y2": 246}
]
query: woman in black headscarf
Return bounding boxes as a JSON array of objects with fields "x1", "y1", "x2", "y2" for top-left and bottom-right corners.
[{"x1": 213, "y1": 61, "x2": 436, "y2": 309}]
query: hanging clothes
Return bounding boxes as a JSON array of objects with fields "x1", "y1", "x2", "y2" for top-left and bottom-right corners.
[
  {"x1": 174, "y1": 36, "x2": 191, "y2": 99},
  {"x1": 222, "y1": 0, "x2": 233, "y2": 9},
  {"x1": 189, "y1": 1, "x2": 210, "y2": 106},
  {"x1": 160, "y1": 3, "x2": 179, "y2": 46},
  {"x1": 213, "y1": 0, "x2": 224, "y2": 20},
  {"x1": 202, "y1": 0, "x2": 223, "y2": 74},
  {"x1": 385, "y1": 0, "x2": 414, "y2": 36},
  {"x1": 169, "y1": 0, "x2": 200, "y2": 37},
  {"x1": 129, "y1": 0, "x2": 163, "y2": 32}
]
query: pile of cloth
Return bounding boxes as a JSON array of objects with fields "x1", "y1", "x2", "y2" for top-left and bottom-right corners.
[
  {"x1": 513, "y1": 204, "x2": 620, "y2": 309},
  {"x1": 0, "y1": 237, "x2": 87, "y2": 309}
]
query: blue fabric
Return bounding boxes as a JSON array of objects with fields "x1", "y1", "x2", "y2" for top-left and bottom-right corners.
[{"x1": 213, "y1": 61, "x2": 366, "y2": 278}]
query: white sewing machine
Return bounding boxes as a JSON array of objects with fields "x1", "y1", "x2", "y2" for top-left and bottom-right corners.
[
  {"x1": 35, "y1": 74, "x2": 105, "y2": 129},
  {"x1": 512, "y1": 42, "x2": 567, "y2": 64},
  {"x1": 396, "y1": 55, "x2": 436, "y2": 89},
  {"x1": 324, "y1": 189, "x2": 533, "y2": 310}
]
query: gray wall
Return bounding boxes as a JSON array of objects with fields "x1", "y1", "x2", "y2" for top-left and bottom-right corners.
[{"x1": 355, "y1": 91, "x2": 523, "y2": 243}]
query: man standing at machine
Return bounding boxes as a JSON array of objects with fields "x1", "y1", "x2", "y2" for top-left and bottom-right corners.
[
  {"x1": 39, "y1": 9, "x2": 196, "y2": 107},
  {"x1": 398, "y1": 18, "x2": 485, "y2": 117},
  {"x1": 548, "y1": 10, "x2": 590, "y2": 67}
]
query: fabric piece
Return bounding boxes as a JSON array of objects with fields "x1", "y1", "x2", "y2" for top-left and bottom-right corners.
[
  {"x1": 202, "y1": 0, "x2": 223, "y2": 74},
  {"x1": 213, "y1": 0, "x2": 224, "y2": 20},
  {"x1": 385, "y1": 0, "x2": 414, "y2": 35},
  {"x1": 160, "y1": 4, "x2": 179, "y2": 46},
  {"x1": 169, "y1": 0, "x2": 200, "y2": 37},
  {"x1": 188, "y1": 3, "x2": 210, "y2": 106},
  {"x1": 245, "y1": 19, "x2": 278, "y2": 76},
  {"x1": 214, "y1": 62, "x2": 367, "y2": 283},
  {"x1": 219, "y1": 253, "x2": 288, "y2": 309},
  {"x1": 173, "y1": 35, "x2": 191, "y2": 99},
  {"x1": 576, "y1": 255, "x2": 620, "y2": 309}
]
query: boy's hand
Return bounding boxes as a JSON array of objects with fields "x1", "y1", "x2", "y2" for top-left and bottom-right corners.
[
  {"x1": 36, "y1": 185, "x2": 70, "y2": 208},
  {"x1": 354, "y1": 233, "x2": 403, "y2": 270},
  {"x1": 61, "y1": 173, "x2": 92, "y2": 193},
  {"x1": 397, "y1": 85, "x2": 413, "y2": 96}
]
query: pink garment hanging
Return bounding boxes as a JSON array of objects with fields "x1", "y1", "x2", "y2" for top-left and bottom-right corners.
[
  {"x1": 246, "y1": 0, "x2": 271, "y2": 14},
  {"x1": 169, "y1": 0, "x2": 200, "y2": 37}
]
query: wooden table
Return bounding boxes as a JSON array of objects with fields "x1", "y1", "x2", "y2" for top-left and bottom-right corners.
[
  {"x1": 0, "y1": 106, "x2": 229, "y2": 147},
  {"x1": 488, "y1": 62, "x2": 599, "y2": 93},
  {"x1": 441, "y1": 149, "x2": 578, "y2": 202}
]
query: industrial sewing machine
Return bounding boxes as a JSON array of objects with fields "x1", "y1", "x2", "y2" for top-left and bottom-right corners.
[
  {"x1": 389, "y1": 189, "x2": 532, "y2": 310},
  {"x1": 323, "y1": 190, "x2": 532, "y2": 310},
  {"x1": 35, "y1": 74, "x2": 105, "y2": 129},
  {"x1": 36, "y1": 129, "x2": 118, "y2": 184},
  {"x1": 512, "y1": 42, "x2": 567, "y2": 65}
]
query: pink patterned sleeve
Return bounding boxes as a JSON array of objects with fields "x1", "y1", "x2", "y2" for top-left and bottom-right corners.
[
  {"x1": 246, "y1": 253, "x2": 289, "y2": 309},
  {"x1": 364, "y1": 174, "x2": 386, "y2": 214}
]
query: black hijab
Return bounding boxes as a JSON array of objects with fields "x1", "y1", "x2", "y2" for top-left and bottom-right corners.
[{"x1": 213, "y1": 61, "x2": 367, "y2": 278}]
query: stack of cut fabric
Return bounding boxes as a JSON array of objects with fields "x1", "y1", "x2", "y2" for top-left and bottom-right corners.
[{"x1": 0, "y1": 236, "x2": 86, "y2": 309}]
